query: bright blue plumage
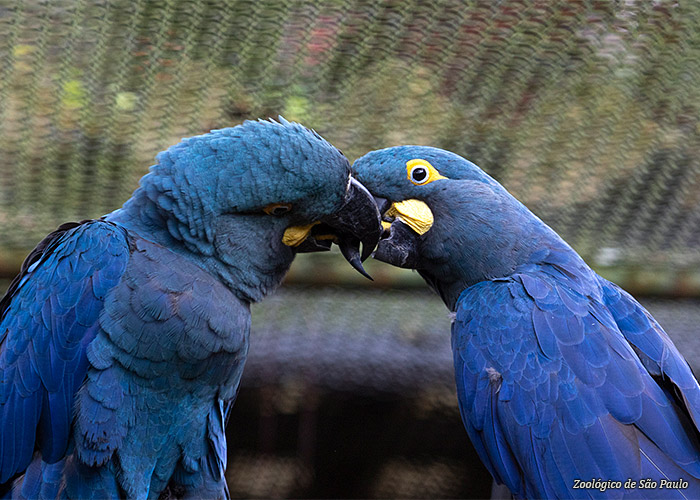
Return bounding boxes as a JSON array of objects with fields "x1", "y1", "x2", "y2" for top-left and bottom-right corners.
[
  {"x1": 1, "y1": 118, "x2": 380, "y2": 499},
  {"x1": 353, "y1": 146, "x2": 700, "y2": 498},
  {"x1": 0, "y1": 221, "x2": 129, "y2": 489}
]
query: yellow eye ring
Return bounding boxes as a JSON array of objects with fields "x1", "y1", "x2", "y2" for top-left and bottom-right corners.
[{"x1": 406, "y1": 159, "x2": 447, "y2": 185}]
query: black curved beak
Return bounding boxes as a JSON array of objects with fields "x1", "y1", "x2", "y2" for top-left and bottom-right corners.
[
  {"x1": 295, "y1": 178, "x2": 382, "y2": 280},
  {"x1": 370, "y1": 195, "x2": 421, "y2": 269},
  {"x1": 373, "y1": 218, "x2": 420, "y2": 269}
]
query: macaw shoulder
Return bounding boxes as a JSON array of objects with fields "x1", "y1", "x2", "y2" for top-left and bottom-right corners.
[
  {"x1": 451, "y1": 256, "x2": 646, "y2": 393},
  {"x1": 451, "y1": 251, "x2": 600, "y2": 352},
  {"x1": 450, "y1": 254, "x2": 642, "y2": 435},
  {"x1": 452, "y1": 260, "x2": 700, "y2": 497},
  {"x1": 0, "y1": 220, "x2": 131, "y2": 316},
  {"x1": 452, "y1": 253, "x2": 700, "y2": 442},
  {"x1": 92, "y1": 234, "x2": 251, "y2": 379}
]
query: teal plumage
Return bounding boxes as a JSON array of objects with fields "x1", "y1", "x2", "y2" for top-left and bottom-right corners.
[{"x1": 0, "y1": 118, "x2": 379, "y2": 499}]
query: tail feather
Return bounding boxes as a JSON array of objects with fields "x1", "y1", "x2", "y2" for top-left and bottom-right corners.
[{"x1": 637, "y1": 429, "x2": 700, "y2": 500}]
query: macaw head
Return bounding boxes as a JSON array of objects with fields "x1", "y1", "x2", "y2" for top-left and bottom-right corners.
[
  {"x1": 112, "y1": 118, "x2": 381, "y2": 302},
  {"x1": 352, "y1": 146, "x2": 550, "y2": 309}
]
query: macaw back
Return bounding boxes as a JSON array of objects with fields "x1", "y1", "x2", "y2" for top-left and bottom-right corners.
[{"x1": 453, "y1": 243, "x2": 700, "y2": 499}]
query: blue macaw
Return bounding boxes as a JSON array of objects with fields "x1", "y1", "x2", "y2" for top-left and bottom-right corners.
[
  {"x1": 352, "y1": 146, "x2": 700, "y2": 499},
  {"x1": 0, "y1": 118, "x2": 381, "y2": 499}
]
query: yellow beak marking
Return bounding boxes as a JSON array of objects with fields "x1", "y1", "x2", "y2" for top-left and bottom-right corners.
[
  {"x1": 386, "y1": 199, "x2": 434, "y2": 235},
  {"x1": 282, "y1": 221, "x2": 319, "y2": 246}
]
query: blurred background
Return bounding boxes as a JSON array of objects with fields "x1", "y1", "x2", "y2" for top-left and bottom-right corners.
[{"x1": 1, "y1": 0, "x2": 700, "y2": 498}]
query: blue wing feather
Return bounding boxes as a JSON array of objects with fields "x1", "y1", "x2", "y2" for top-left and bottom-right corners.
[
  {"x1": 452, "y1": 249, "x2": 700, "y2": 498},
  {"x1": 0, "y1": 220, "x2": 130, "y2": 483}
]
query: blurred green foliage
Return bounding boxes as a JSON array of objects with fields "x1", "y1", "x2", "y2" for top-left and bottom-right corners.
[{"x1": 0, "y1": 0, "x2": 699, "y2": 289}]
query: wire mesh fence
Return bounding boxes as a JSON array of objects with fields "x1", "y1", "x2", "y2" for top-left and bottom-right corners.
[
  {"x1": 0, "y1": 279, "x2": 699, "y2": 497},
  {"x1": 239, "y1": 287, "x2": 700, "y2": 498},
  {"x1": 1, "y1": 0, "x2": 700, "y2": 283},
  {"x1": 2, "y1": 2, "x2": 700, "y2": 497}
]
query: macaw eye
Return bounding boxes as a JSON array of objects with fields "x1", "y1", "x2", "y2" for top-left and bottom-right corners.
[
  {"x1": 406, "y1": 159, "x2": 448, "y2": 186},
  {"x1": 409, "y1": 166, "x2": 429, "y2": 184},
  {"x1": 263, "y1": 203, "x2": 292, "y2": 216}
]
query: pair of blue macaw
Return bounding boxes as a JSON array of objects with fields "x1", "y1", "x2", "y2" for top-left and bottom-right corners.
[{"x1": 1, "y1": 118, "x2": 699, "y2": 499}]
